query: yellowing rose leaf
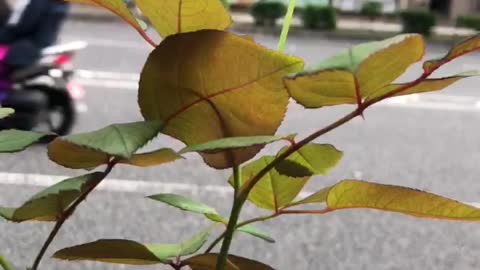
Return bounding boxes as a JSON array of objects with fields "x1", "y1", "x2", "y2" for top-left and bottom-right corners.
[{"x1": 139, "y1": 30, "x2": 303, "y2": 169}]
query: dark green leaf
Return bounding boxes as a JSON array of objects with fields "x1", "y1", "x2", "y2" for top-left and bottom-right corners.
[
  {"x1": 237, "y1": 225, "x2": 275, "y2": 243},
  {"x1": 148, "y1": 193, "x2": 218, "y2": 216},
  {"x1": 0, "y1": 173, "x2": 101, "y2": 222},
  {"x1": 180, "y1": 135, "x2": 293, "y2": 154},
  {"x1": 54, "y1": 229, "x2": 210, "y2": 265},
  {"x1": 0, "y1": 130, "x2": 52, "y2": 153},
  {"x1": 275, "y1": 144, "x2": 342, "y2": 177},
  {"x1": 53, "y1": 239, "x2": 168, "y2": 265},
  {"x1": 48, "y1": 121, "x2": 163, "y2": 169},
  {"x1": 185, "y1": 254, "x2": 275, "y2": 270}
]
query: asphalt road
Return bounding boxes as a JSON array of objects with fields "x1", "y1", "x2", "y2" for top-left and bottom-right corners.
[{"x1": 2, "y1": 19, "x2": 480, "y2": 270}]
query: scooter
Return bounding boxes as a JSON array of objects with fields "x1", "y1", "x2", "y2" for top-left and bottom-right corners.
[{"x1": 0, "y1": 41, "x2": 87, "y2": 135}]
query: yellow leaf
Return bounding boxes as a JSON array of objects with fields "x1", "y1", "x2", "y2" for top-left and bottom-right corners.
[
  {"x1": 185, "y1": 254, "x2": 275, "y2": 270},
  {"x1": 424, "y1": 34, "x2": 480, "y2": 73},
  {"x1": 119, "y1": 148, "x2": 183, "y2": 167},
  {"x1": 284, "y1": 34, "x2": 424, "y2": 108},
  {"x1": 135, "y1": 0, "x2": 231, "y2": 37},
  {"x1": 356, "y1": 34, "x2": 424, "y2": 97},
  {"x1": 285, "y1": 70, "x2": 356, "y2": 108},
  {"x1": 139, "y1": 30, "x2": 304, "y2": 169},
  {"x1": 325, "y1": 180, "x2": 480, "y2": 221},
  {"x1": 48, "y1": 139, "x2": 109, "y2": 170},
  {"x1": 288, "y1": 186, "x2": 331, "y2": 207},
  {"x1": 366, "y1": 71, "x2": 480, "y2": 101}
]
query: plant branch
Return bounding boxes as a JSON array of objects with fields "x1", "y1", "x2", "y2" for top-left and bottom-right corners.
[
  {"x1": 30, "y1": 160, "x2": 117, "y2": 270},
  {"x1": 215, "y1": 165, "x2": 243, "y2": 270},
  {"x1": 277, "y1": 0, "x2": 296, "y2": 52},
  {"x1": 238, "y1": 69, "x2": 438, "y2": 208},
  {"x1": 0, "y1": 256, "x2": 11, "y2": 270}
]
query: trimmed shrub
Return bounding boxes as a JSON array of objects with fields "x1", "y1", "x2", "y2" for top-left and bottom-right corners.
[
  {"x1": 399, "y1": 10, "x2": 436, "y2": 36},
  {"x1": 301, "y1": 5, "x2": 337, "y2": 30},
  {"x1": 250, "y1": 0, "x2": 287, "y2": 26},
  {"x1": 361, "y1": 1, "x2": 383, "y2": 21},
  {"x1": 456, "y1": 15, "x2": 480, "y2": 31}
]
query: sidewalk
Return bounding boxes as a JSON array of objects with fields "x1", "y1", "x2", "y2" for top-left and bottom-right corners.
[{"x1": 69, "y1": 4, "x2": 477, "y2": 41}]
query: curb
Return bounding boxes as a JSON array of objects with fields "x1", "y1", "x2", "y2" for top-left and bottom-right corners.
[
  {"x1": 68, "y1": 6, "x2": 472, "y2": 46},
  {"x1": 230, "y1": 23, "x2": 469, "y2": 46}
]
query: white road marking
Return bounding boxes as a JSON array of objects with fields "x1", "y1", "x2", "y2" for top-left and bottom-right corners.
[
  {"x1": 74, "y1": 69, "x2": 480, "y2": 112},
  {"x1": 0, "y1": 172, "x2": 233, "y2": 196},
  {"x1": 76, "y1": 69, "x2": 139, "y2": 81},
  {"x1": 76, "y1": 78, "x2": 138, "y2": 90},
  {"x1": 63, "y1": 37, "x2": 150, "y2": 49},
  {"x1": 1, "y1": 172, "x2": 479, "y2": 208}
]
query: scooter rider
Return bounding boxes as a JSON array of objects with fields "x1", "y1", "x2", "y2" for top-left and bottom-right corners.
[
  {"x1": 0, "y1": 0, "x2": 70, "y2": 130},
  {"x1": 0, "y1": 0, "x2": 70, "y2": 67}
]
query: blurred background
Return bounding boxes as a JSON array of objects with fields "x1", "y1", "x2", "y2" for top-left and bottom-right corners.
[{"x1": 1, "y1": 0, "x2": 480, "y2": 269}]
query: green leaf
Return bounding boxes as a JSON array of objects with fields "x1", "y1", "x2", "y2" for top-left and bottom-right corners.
[
  {"x1": 134, "y1": 0, "x2": 231, "y2": 37},
  {"x1": 234, "y1": 156, "x2": 310, "y2": 210},
  {"x1": 275, "y1": 144, "x2": 343, "y2": 177},
  {"x1": 0, "y1": 108, "x2": 14, "y2": 119},
  {"x1": 0, "y1": 173, "x2": 102, "y2": 222},
  {"x1": 53, "y1": 239, "x2": 168, "y2": 265},
  {"x1": 119, "y1": 148, "x2": 183, "y2": 167},
  {"x1": 54, "y1": 229, "x2": 210, "y2": 265},
  {"x1": 424, "y1": 34, "x2": 480, "y2": 73},
  {"x1": 139, "y1": 30, "x2": 303, "y2": 169},
  {"x1": 180, "y1": 135, "x2": 293, "y2": 155},
  {"x1": 299, "y1": 180, "x2": 480, "y2": 221},
  {"x1": 237, "y1": 225, "x2": 275, "y2": 243},
  {"x1": 203, "y1": 213, "x2": 275, "y2": 244},
  {"x1": 48, "y1": 121, "x2": 163, "y2": 169},
  {"x1": 150, "y1": 194, "x2": 275, "y2": 243},
  {"x1": 284, "y1": 34, "x2": 424, "y2": 108},
  {"x1": 367, "y1": 71, "x2": 480, "y2": 100},
  {"x1": 185, "y1": 254, "x2": 275, "y2": 270},
  {"x1": 0, "y1": 130, "x2": 53, "y2": 153},
  {"x1": 148, "y1": 193, "x2": 218, "y2": 216}
]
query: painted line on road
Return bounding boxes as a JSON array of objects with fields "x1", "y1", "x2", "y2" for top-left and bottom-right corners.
[
  {"x1": 74, "y1": 70, "x2": 480, "y2": 113},
  {"x1": 76, "y1": 78, "x2": 138, "y2": 90},
  {"x1": 76, "y1": 69, "x2": 139, "y2": 81},
  {"x1": 1, "y1": 172, "x2": 480, "y2": 208},
  {"x1": 63, "y1": 37, "x2": 150, "y2": 49},
  {"x1": 0, "y1": 172, "x2": 233, "y2": 196}
]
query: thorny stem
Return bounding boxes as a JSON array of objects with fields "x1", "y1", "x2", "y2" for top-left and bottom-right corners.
[
  {"x1": 207, "y1": 70, "x2": 437, "y2": 255},
  {"x1": 206, "y1": 209, "x2": 335, "y2": 252},
  {"x1": 30, "y1": 160, "x2": 117, "y2": 270},
  {"x1": 237, "y1": 71, "x2": 433, "y2": 206},
  {"x1": 277, "y1": 0, "x2": 297, "y2": 52},
  {"x1": 215, "y1": 166, "x2": 242, "y2": 270}
]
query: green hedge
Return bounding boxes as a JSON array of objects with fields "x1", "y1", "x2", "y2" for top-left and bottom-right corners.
[
  {"x1": 361, "y1": 2, "x2": 382, "y2": 21},
  {"x1": 456, "y1": 15, "x2": 480, "y2": 30},
  {"x1": 250, "y1": 0, "x2": 287, "y2": 26},
  {"x1": 301, "y1": 5, "x2": 337, "y2": 30},
  {"x1": 399, "y1": 10, "x2": 436, "y2": 36}
]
